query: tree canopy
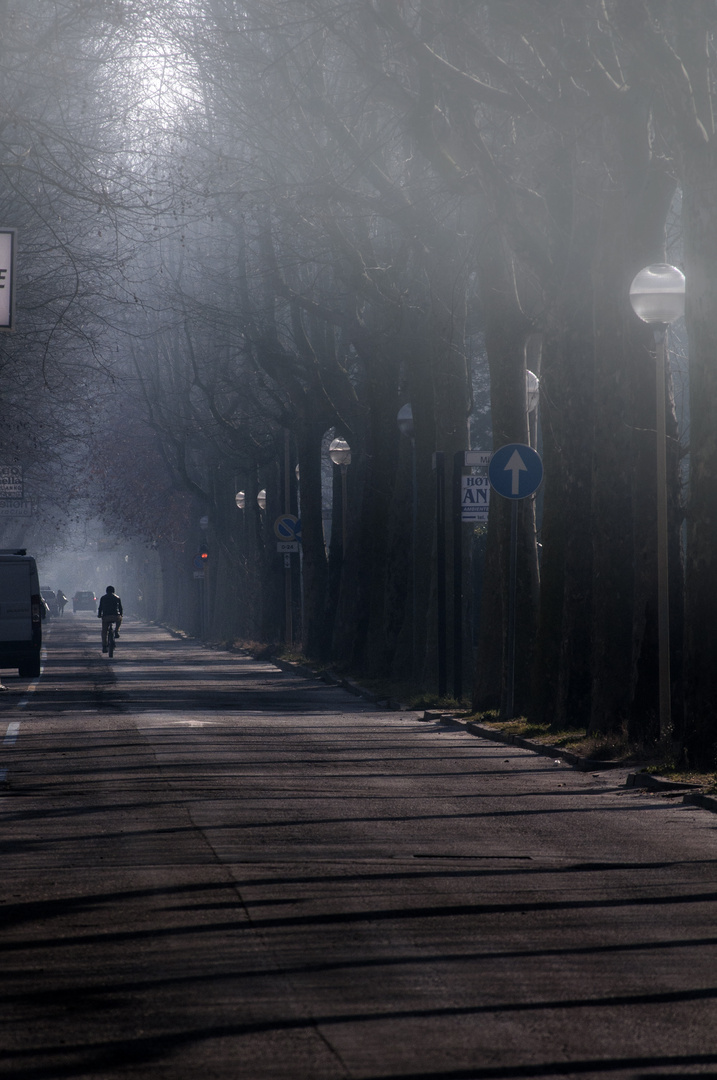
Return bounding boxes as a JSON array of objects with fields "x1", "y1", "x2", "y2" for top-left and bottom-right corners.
[{"x1": 6, "y1": 0, "x2": 717, "y2": 765}]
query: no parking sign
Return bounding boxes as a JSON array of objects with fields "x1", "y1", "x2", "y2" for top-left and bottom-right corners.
[{"x1": 273, "y1": 514, "x2": 301, "y2": 541}]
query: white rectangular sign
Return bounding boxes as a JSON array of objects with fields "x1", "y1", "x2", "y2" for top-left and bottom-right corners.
[
  {"x1": 0, "y1": 230, "x2": 16, "y2": 329},
  {"x1": 462, "y1": 475, "x2": 490, "y2": 522},
  {"x1": 277, "y1": 541, "x2": 299, "y2": 553},
  {"x1": 464, "y1": 450, "x2": 492, "y2": 468}
]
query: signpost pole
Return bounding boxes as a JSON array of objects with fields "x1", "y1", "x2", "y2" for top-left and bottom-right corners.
[
  {"x1": 488, "y1": 443, "x2": 544, "y2": 720},
  {"x1": 453, "y1": 451, "x2": 463, "y2": 702},
  {"x1": 506, "y1": 500, "x2": 518, "y2": 718},
  {"x1": 411, "y1": 435, "x2": 418, "y2": 675},
  {"x1": 434, "y1": 452, "x2": 447, "y2": 698}
]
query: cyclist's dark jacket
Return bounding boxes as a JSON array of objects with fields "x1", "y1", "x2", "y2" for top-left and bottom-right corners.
[{"x1": 98, "y1": 593, "x2": 123, "y2": 618}]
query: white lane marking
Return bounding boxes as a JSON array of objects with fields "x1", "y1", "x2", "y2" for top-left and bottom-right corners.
[
  {"x1": 2, "y1": 722, "x2": 20, "y2": 785},
  {"x1": 3, "y1": 722, "x2": 20, "y2": 746},
  {"x1": 19, "y1": 684, "x2": 38, "y2": 702},
  {"x1": 19, "y1": 671, "x2": 42, "y2": 705}
]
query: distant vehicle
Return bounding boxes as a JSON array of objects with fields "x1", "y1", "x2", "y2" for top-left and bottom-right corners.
[
  {"x1": 73, "y1": 590, "x2": 97, "y2": 613},
  {"x1": 0, "y1": 549, "x2": 43, "y2": 678}
]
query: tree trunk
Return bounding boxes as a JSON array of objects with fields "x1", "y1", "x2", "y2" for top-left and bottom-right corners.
[
  {"x1": 296, "y1": 419, "x2": 330, "y2": 660},
  {"x1": 683, "y1": 140, "x2": 717, "y2": 766},
  {"x1": 473, "y1": 228, "x2": 537, "y2": 716},
  {"x1": 534, "y1": 299, "x2": 594, "y2": 730}
]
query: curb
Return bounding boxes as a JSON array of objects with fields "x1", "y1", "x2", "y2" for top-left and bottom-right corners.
[
  {"x1": 153, "y1": 622, "x2": 196, "y2": 642},
  {"x1": 425, "y1": 712, "x2": 717, "y2": 815},
  {"x1": 625, "y1": 772, "x2": 702, "y2": 793},
  {"x1": 272, "y1": 657, "x2": 408, "y2": 710},
  {"x1": 424, "y1": 713, "x2": 623, "y2": 772},
  {"x1": 464, "y1": 720, "x2": 624, "y2": 772},
  {"x1": 255, "y1": 651, "x2": 717, "y2": 817}
]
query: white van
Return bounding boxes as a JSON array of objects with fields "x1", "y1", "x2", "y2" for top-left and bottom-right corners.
[{"x1": 0, "y1": 549, "x2": 43, "y2": 677}]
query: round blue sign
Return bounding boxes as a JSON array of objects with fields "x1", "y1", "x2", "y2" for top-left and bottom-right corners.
[{"x1": 488, "y1": 443, "x2": 543, "y2": 500}]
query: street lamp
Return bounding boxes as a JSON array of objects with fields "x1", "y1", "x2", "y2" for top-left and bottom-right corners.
[
  {"x1": 257, "y1": 488, "x2": 267, "y2": 511},
  {"x1": 629, "y1": 262, "x2": 685, "y2": 741},
  {"x1": 328, "y1": 438, "x2": 351, "y2": 554},
  {"x1": 328, "y1": 437, "x2": 351, "y2": 467},
  {"x1": 526, "y1": 369, "x2": 540, "y2": 412},
  {"x1": 234, "y1": 490, "x2": 247, "y2": 549},
  {"x1": 397, "y1": 403, "x2": 414, "y2": 437},
  {"x1": 526, "y1": 370, "x2": 540, "y2": 448}
]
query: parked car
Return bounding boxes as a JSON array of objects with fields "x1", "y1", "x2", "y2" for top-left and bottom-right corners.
[{"x1": 73, "y1": 590, "x2": 97, "y2": 613}]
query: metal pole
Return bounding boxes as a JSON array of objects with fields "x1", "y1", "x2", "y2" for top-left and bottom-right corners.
[
  {"x1": 435, "y1": 451, "x2": 447, "y2": 698},
  {"x1": 505, "y1": 499, "x2": 518, "y2": 718},
  {"x1": 284, "y1": 429, "x2": 291, "y2": 512},
  {"x1": 654, "y1": 327, "x2": 671, "y2": 740},
  {"x1": 341, "y1": 464, "x2": 348, "y2": 555},
  {"x1": 453, "y1": 451, "x2": 463, "y2": 702},
  {"x1": 284, "y1": 429, "x2": 292, "y2": 647},
  {"x1": 296, "y1": 462, "x2": 304, "y2": 646},
  {"x1": 411, "y1": 437, "x2": 418, "y2": 671}
]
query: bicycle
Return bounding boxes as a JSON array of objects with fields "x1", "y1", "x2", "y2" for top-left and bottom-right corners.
[{"x1": 105, "y1": 621, "x2": 118, "y2": 658}]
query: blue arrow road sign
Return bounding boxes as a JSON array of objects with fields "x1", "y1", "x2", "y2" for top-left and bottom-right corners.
[{"x1": 488, "y1": 443, "x2": 543, "y2": 500}]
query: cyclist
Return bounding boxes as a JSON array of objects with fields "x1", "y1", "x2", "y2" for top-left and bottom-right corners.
[{"x1": 98, "y1": 586, "x2": 123, "y2": 652}]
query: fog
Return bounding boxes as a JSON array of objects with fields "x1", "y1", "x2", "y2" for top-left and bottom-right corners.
[{"x1": 0, "y1": 3, "x2": 715, "y2": 752}]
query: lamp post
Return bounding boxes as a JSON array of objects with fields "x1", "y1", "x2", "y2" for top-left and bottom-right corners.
[
  {"x1": 328, "y1": 438, "x2": 351, "y2": 554},
  {"x1": 197, "y1": 516, "x2": 209, "y2": 639},
  {"x1": 294, "y1": 463, "x2": 303, "y2": 641},
  {"x1": 629, "y1": 262, "x2": 685, "y2": 741},
  {"x1": 234, "y1": 490, "x2": 246, "y2": 552},
  {"x1": 398, "y1": 405, "x2": 417, "y2": 667}
]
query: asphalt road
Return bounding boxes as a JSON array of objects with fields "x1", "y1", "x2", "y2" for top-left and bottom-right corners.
[{"x1": 2, "y1": 617, "x2": 717, "y2": 1080}]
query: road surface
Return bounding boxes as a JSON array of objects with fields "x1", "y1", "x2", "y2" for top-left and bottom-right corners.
[{"x1": 1, "y1": 617, "x2": 717, "y2": 1079}]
